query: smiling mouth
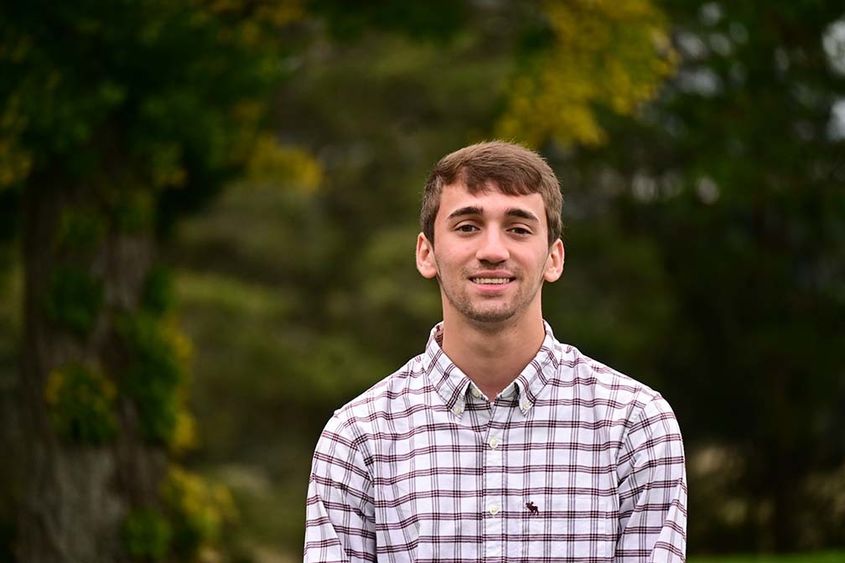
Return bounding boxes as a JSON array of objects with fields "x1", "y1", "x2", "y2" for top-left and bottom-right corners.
[{"x1": 470, "y1": 277, "x2": 513, "y2": 285}]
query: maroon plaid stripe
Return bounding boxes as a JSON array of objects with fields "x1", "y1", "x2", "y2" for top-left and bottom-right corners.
[{"x1": 305, "y1": 322, "x2": 687, "y2": 562}]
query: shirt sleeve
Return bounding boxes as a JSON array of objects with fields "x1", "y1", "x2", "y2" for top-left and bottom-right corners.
[
  {"x1": 615, "y1": 395, "x2": 688, "y2": 562},
  {"x1": 304, "y1": 414, "x2": 376, "y2": 563}
]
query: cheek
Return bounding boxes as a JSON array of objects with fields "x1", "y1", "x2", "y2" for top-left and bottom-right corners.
[{"x1": 434, "y1": 247, "x2": 463, "y2": 270}]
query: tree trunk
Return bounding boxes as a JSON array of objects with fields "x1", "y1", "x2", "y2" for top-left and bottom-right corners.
[{"x1": 16, "y1": 181, "x2": 166, "y2": 562}]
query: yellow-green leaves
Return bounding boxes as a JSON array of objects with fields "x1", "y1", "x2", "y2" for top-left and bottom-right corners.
[
  {"x1": 117, "y1": 312, "x2": 194, "y2": 449},
  {"x1": 245, "y1": 135, "x2": 323, "y2": 193},
  {"x1": 121, "y1": 465, "x2": 237, "y2": 561},
  {"x1": 45, "y1": 363, "x2": 118, "y2": 444},
  {"x1": 163, "y1": 465, "x2": 236, "y2": 559},
  {"x1": 122, "y1": 508, "x2": 173, "y2": 560},
  {"x1": 497, "y1": 0, "x2": 676, "y2": 147}
]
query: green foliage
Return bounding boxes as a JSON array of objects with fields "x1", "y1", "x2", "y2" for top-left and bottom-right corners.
[
  {"x1": 2, "y1": 0, "x2": 306, "y2": 560},
  {"x1": 245, "y1": 136, "x2": 323, "y2": 192},
  {"x1": 162, "y1": 466, "x2": 235, "y2": 559},
  {"x1": 54, "y1": 207, "x2": 106, "y2": 256},
  {"x1": 569, "y1": 0, "x2": 845, "y2": 550},
  {"x1": 121, "y1": 468, "x2": 235, "y2": 561},
  {"x1": 111, "y1": 189, "x2": 154, "y2": 234},
  {"x1": 43, "y1": 266, "x2": 103, "y2": 336},
  {"x1": 46, "y1": 207, "x2": 107, "y2": 336},
  {"x1": 44, "y1": 362, "x2": 117, "y2": 444},
  {"x1": 117, "y1": 313, "x2": 189, "y2": 446},
  {"x1": 122, "y1": 508, "x2": 172, "y2": 560},
  {"x1": 142, "y1": 266, "x2": 174, "y2": 317},
  {"x1": 310, "y1": 0, "x2": 468, "y2": 40},
  {"x1": 0, "y1": 0, "x2": 303, "y2": 224},
  {"x1": 688, "y1": 553, "x2": 845, "y2": 563}
]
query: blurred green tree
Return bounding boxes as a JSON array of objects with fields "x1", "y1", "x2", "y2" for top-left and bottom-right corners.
[
  {"x1": 0, "y1": 0, "x2": 305, "y2": 560},
  {"x1": 546, "y1": 0, "x2": 845, "y2": 551}
]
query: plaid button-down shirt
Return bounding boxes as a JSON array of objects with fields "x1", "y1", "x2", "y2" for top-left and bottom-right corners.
[{"x1": 305, "y1": 322, "x2": 687, "y2": 562}]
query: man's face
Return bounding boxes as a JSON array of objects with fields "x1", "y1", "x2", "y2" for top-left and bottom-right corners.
[{"x1": 416, "y1": 182, "x2": 564, "y2": 326}]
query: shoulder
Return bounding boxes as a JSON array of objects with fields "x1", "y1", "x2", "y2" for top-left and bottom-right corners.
[
  {"x1": 320, "y1": 352, "x2": 428, "y2": 443},
  {"x1": 556, "y1": 342, "x2": 679, "y2": 429}
]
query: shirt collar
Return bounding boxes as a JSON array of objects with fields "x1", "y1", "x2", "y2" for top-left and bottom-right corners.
[{"x1": 422, "y1": 321, "x2": 560, "y2": 417}]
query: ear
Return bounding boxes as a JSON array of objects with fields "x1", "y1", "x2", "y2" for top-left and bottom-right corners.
[
  {"x1": 416, "y1": 233, "x2": 438, "y2": 279},
  {"x1": 544, "y1": 239, "x2": 565, "y2": 282}
]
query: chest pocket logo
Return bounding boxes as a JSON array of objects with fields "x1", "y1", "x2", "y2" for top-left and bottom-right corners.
[{"x1": 523, "y1": 492, "x2": 614, "y2": 560}]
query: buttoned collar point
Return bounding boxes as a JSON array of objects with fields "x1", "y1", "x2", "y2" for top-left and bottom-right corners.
[{"x1": 423, "y1": 321, "x2": 560, "y2": 418}]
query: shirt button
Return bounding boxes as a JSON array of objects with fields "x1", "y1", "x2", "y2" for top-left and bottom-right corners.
[
  {"x1": 520, "y1": 399, "x2": 530, "y2": 411},
  {"x1": 452, "y1": 405, "x2": 464, "y2": 415},
  {"x1": 488, "y1": 437, "x2": 500, "y2": 449},
  {"x1": 488, "y1": 503, "x2": 500, "y2": 515},
  {"x1": 470, "y1": 386, "x2": 482, "y2": 398}
]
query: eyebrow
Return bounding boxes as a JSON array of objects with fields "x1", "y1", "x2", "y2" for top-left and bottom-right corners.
[
  {"x1": 505, "y1": 208, "x2": 540, "y2": 223},
  {"x1": 446, "y1": 206, "x2": 540, "y2": 223},
  {"x1": 446, "y1": 206, "x2": 483, "y2": 220}
]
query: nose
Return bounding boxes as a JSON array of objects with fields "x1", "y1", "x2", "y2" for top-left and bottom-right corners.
[{"x1": 475, "y1": 230, "x2": 509, "y2": 264}]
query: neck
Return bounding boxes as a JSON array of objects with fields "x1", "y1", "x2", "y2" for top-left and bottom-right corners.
[{"x1": 440, "y1": 309, "x2": 546, "y2": 401}]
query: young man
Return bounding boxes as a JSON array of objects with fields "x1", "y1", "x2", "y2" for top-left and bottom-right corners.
[{"x1": 305, "y1": 141, "x2": 687, "y2": 562}]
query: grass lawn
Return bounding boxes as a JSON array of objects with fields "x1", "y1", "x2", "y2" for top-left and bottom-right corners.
[{"x1": 688, "y1": 552, "x2": 845, "y2": 563}]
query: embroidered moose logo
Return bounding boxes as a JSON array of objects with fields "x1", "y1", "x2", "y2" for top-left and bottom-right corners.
[{"x1": 525, "y1": 501, "x2": 539, "y2": 514}]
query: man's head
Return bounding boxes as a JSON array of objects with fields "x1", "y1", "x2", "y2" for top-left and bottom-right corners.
[
  {"x1": 416, "y1": 141, "x2": 565, "y2": 327},
  {"x1": 420, "y1": 141, "x2": 563, "y2": 246}
]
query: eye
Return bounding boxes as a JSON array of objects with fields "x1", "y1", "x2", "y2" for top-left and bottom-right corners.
[
  {"x1": 456, "y1": 223, "x2": 479, "y2": 233},
  {"x1": 509, "y1": 226, "x2": 533, "y2": 236}
]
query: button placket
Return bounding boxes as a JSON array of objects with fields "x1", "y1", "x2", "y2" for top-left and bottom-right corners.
[{"x1": 483, "y1": 402, "x2": 506, "y2": 559}]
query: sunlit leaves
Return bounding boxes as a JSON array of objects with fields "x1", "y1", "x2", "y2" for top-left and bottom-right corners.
[
  {"x1": 246, "y1": 135, "x2": 323, "y2": 192},
  {"x1": 498, "y1": 0, "x2": 676, "y2": 147}
]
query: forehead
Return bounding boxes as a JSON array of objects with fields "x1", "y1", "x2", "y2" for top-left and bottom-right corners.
[{"x1": 436, "y1": 182, "x2": 546, "y2": 221}]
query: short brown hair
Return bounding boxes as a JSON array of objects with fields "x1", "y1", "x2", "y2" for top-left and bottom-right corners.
[{"x1": 420, "y1": 140, "x2": 563, "y2": 245}]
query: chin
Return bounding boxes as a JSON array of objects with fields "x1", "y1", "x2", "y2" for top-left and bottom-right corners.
[{"x1": 464, "y1": 308, "x2": 518, "y2": 324}]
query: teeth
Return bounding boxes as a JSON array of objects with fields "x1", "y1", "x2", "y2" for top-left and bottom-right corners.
[{"x1": 473, "y1": 277, "x2": 510, "y2": 284}]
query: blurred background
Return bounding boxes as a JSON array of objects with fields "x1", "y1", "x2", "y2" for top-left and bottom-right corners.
[{"x1": 1, "y1": 0, "x2": 844, "y2": 561}]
